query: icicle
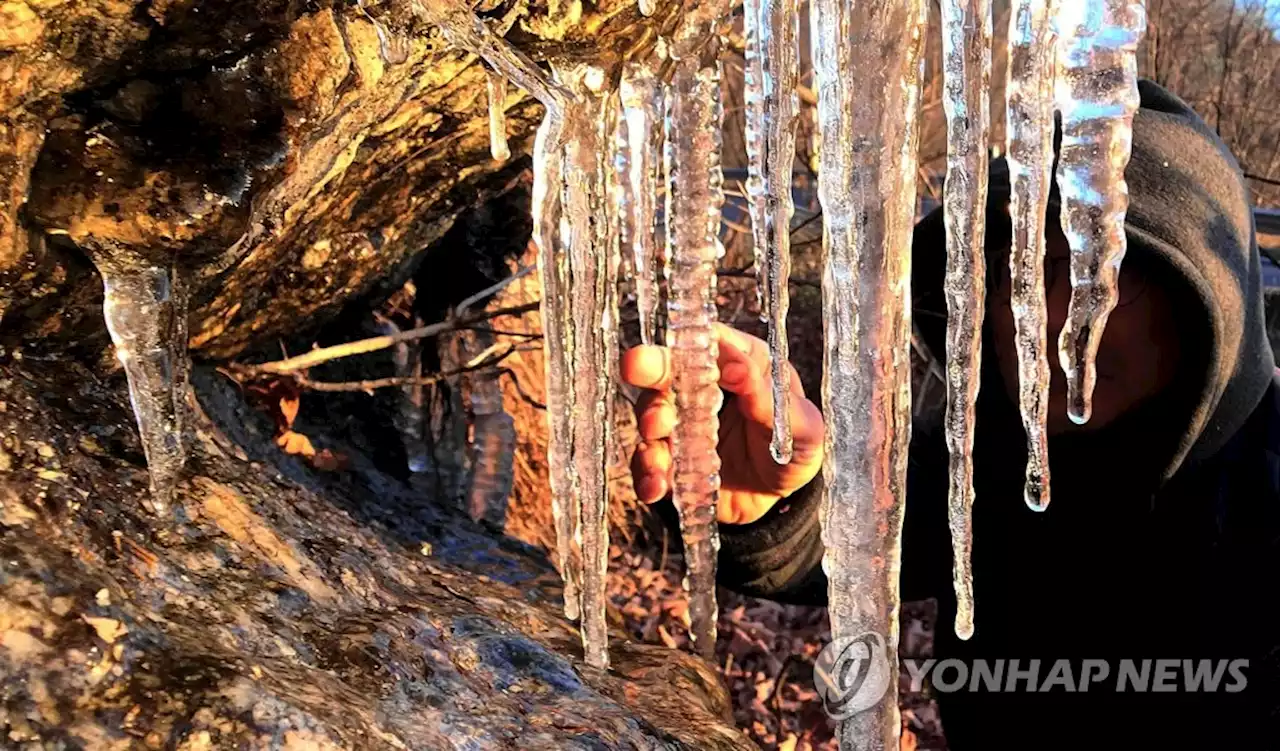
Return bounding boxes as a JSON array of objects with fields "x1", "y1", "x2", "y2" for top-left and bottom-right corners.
[
  {"x1": 940, "y1": 0, "x2": 992, "y2": 642},
  {"x1": 811, "y1": 0, "x2": 926, "y2": 746},
  {"x1": 554, "y1": 62, "x2": 617, "y2": 669},
  {"x1": 416, "y1": 0, "x2": 571, "y2": 110},
  {"x1": 531, "y1": 105, "x2": 582, "y2": 622},
  {"x1": 462, "y1": 329, "x2": 516, "y2": 527},
  {"x1": 616, "y1": 61, "x2": 666, "y2": 345},
  {"x1": 664, "y1": 0, "x2": 730, "y2": 659},
  {"x1": 486, "y1": 69, "x2": 511, "y2": 162},
  {"x1": 435, "y1": 333, "x2": 471, "y2": 506},
  {"x1": 96, "y1": 255, "x2": 189, "y2": 512},
  {"x1": 1051, "y1": 0, "x2": 1145, "y2": 425},
  {"x1": 386, "y1": 317, "x2": 432, "y2": 474},
  {"x1": 744, "y1": 0, "x2": 801, "y2": 464},
  {"x1": 1006, "y1": 0, "x2": 1056, "y2": 511}
]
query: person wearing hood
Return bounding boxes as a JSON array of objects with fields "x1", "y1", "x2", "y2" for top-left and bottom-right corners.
[{"x1": 621, "y1": 80, "x2": 1279, "y2": 748}]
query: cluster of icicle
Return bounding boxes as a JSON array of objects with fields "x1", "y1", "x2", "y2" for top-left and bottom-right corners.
[
  {"x1": 941, "y1": 0, "x2": 1146, "y2": 659},
  {"x1": 88, "y1": 0, "x2": 1145, "y2": 744},
  {"x1": 417, "y1": 0, "x2": 736, "y2": 669}
]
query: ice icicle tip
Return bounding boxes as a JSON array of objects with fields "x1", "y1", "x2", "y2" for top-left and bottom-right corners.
[
  {"x1": 1024, "y1": 471, "x2": 1049, "y2": 512},
  {"x1": 486, "y1": 69, "x2": 511, "y2": 162}
]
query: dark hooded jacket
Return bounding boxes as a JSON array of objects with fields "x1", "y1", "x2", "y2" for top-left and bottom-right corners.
[{"x1": 707, "y1": 81, "x2": 1280, "y2": 748}]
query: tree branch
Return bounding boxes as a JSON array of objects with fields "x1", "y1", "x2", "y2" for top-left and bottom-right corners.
[{"x1": 236, "y1": 300, "x2": 539, "y2": 376}]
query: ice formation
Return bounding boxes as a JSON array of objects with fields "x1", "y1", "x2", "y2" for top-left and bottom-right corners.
[
  {"x1": 664, "y1": 0, "x2": 731, "y2": 660},
  {"x1": 486, "y1": 69, "x2": 511, "y2": 161},
  {"x1": 463, "y1": 331, "x2": 516, "y2": 528},
  {"x1": 417, "y1": 0, "x2": 1144, "y2": 723},
  {"x1": 811, "y1": 0, "x2": 927, "y2": 746},
  {"x1": 616, "y1": 61, "x2": 666, "y2": 346},
  {"x1": 940, "y1": 0, "x2": 991, "y2": 642},
  {"x1": 529, "y1": 108, "x2": 582, "y2": 624},
  {"x1": 435, "y1": 333, "x2": 471, "y2": 505},
  {"x1": 556, "y1": 62, "x2": 618, "y2": 669},
  {"x1": 1052, "y1": 0, "x2": 1146, "y2": 425},
  {"x1": 97, "y1": 258, "x2": 189, "y2": 512},
  {"x1": 743, "y1": 0, "x2": 801, "y2": 464},
  {"x1": 1005, "y1": 0, "x2": 1056, "y2": 510},
  {"x1": 386, "y1": 318, "x2": 432, "y2": 474}
]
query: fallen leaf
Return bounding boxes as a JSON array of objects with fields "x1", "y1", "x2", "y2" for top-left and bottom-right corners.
[
  {"x1": 276, "y1": 430, "x2": 316, "y2": 458},
  {"x1": 279, "y1": 392, "x2": 300, "y2": 429},
  {"x1": 82, "y1": 616, "x2": 128, "y2": 644}
]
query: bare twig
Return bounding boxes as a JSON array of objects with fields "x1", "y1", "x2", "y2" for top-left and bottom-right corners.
[
  {"x1": 236, "y1": 301, "x2": 540, "y2": 376},
  {"x1": 717, "y1": 267, "x2": 821, "y2": 288},
  {"x1": 789, "y1": 208, "x2": 823, "y2": 238},
  {"x1": 456, "y1": 265, "x2": 533, "y2": 316},
  {"x1": 1245, "y1": 171, "x2": 1280, "y2": 187},
  {"x1": 286, "y1": 345, "x2": 528, "y2": 393}
]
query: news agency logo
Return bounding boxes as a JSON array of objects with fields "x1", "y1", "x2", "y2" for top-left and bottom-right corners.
[
  {"x1": 813, "y1": 634, "x2": 1251, "y2": 718},
  {"x1": 813, "y1": 632, "x2": 893, "y2": 719}
]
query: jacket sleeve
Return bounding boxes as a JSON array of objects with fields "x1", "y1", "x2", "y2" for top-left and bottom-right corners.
[{"x1": 715, "y1": 474, "x2": 831, "y2": 605}]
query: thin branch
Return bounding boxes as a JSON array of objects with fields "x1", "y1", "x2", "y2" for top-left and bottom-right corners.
[
  {"x1": 717, "y1": 267, "x2": 821, "y2": 288},
  {"x1": 456, "y1": 265, "x2": 533, "y2": 315},
  {"x1": 1245, "y1": 171, "x2": 1280, "y2": 188},
  {"x1": 789, "y1": 208, "x2": 823, "y2": 238},
  {"x1": 238, "y1": 301, "x2": 540, "y2": 376},
  {"x1": 290, "y1": 346, "x2": 526, "y2": 393}
]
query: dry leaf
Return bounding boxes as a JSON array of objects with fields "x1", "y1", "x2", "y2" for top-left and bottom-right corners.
[
  {"x1": 277, "y1": 430, "x2": 316, "y2": 457},
  {"x1": 82, "y1": 615, "x2": 128, "y2": 644},
  {"x1": 279, "y1": 392, "x2": 300, "y2": 428}
]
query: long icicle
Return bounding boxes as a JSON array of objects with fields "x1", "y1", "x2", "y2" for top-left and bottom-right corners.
[
  {"x1": 96, "y1": 255, "x2": 189, "y2": 513},
  {"x1": 386, "y1": 315, "x2": 432, "y2": 474},
  {"x1": 558, "y1": 62, "x2": 617, "y2": 669},
  {"x1": 940, "y1": 0, "x2": 991, "y2": 642},
  {"x1": 463, "y1": 329, "x2": 516, "y2": 528},
  {"x1": 812, "y1": 0, "x2": 926, "y2": 746},
  {"x1": 1051, "y1": 0, "x2": 1145, "y2": 425},
  {"x1": 665, "y1": 0, "x2": 730, "y2": 659},
  {"x1": 617, "y1": 61, "x2": 666, "y2": 345},
  {"x1": 531, "y1": 107, "x2": 581, "y2": 622},
  {"x1": 1006, "y1": 0, "x2": 1056, "y2": 511},
  {"x1": 744, "y1": 0, "x2": 801, "y2": 464},
  {"x1": 486, "y1": 68, "x2": 511, "y2": 161}
]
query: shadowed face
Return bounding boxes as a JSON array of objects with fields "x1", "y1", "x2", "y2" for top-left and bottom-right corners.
[{"x1": 988, "y1": 217, "x2": 1184, "y2": 436}]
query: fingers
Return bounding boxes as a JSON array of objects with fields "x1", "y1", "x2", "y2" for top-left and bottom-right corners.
[
  {"x1": 620, "y1": 345, "x2": 672, "y2": 391},
  {"x1": 716, "y1": 323, "x2": 804, "y2": 397},
  {"x1": 635, "y1": 390, "x2": 677, "y2": 441},
  {"x1": 631, "y1": 438, "x2": 672, "y2": 503},
  {"x1": 715, "y1": 324, "x2": 804, "y2": 427}
]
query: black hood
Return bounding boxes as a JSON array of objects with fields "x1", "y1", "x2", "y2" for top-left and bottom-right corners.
[{"x1": 912, "y1": 79, "x2": 1274, "y2": 484}]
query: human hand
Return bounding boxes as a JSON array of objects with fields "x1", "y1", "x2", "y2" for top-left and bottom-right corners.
[{"x1": 620, "y1": 323, "x2": 824, "y2": 525}]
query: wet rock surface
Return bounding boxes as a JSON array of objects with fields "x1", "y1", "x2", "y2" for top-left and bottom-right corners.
[{"x1": 0, "y1": 358, "x2": 753, "y2": 749}]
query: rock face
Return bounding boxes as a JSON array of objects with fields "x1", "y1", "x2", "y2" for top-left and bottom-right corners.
[
  {"x1": 0, "y1": 0, "x2": 660, "y2": 356},
  {"x1": 0, "y1": 358, "x2": 754, "y2": 749},
  {"x1": 0, "y1": 0, "x2": 755, "y2": 747}
]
